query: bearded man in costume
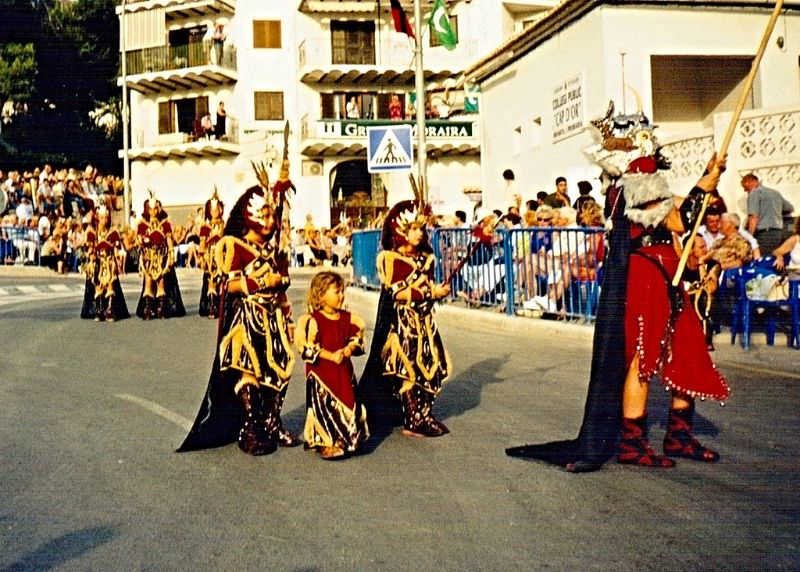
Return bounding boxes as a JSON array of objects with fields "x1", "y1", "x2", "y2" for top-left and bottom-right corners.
[
  {"x1": 178, "y1": 158, "x2": 298, "y2": 456},
  {"x1": 198, "y1": 188, "x2": 225, "y2": 318},
  {"x1": 507, "y1": 103, "x2": 730, "y2": 472},
  {"x1": 80, "y1": 204, "x2": 130, "y2": 322},
  {"x1": 135, "y1": 194, "x2": 186, "y2": 320}
]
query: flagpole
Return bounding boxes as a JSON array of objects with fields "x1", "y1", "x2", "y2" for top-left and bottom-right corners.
[{"x1": 412, "y1": 0, "x2": 427, "y2": 204}]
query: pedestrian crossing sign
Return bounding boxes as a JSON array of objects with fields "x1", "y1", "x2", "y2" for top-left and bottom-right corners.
[{"x1": 367, "y1": 125, "x2": 413, "y2": 173}]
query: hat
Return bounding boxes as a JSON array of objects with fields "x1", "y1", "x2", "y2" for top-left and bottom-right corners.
[{"x1": 381, "y1": 200, "x2": 428, "y2": 250}]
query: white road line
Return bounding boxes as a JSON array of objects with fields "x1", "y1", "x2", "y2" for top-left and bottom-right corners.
[
  {"x1": 48, "y1": 284, "x2": 71, "y2": 292},
  {"x1": 16, "y1": 285, "x2": 40, "y2": 294},
  {"x1": 722, "y1": 361, "x2": 800, "y2": 380},
  {"x1": 115, "y1": 393, "x2": 193, "y2": 431}
]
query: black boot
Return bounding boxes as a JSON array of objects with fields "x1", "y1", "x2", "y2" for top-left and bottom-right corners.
[
  {"x1": 401, "y1": 386, "x2": 449, "y2": 437},
  {"x1": 617, "y1": 414, "x2": 675, "y2": 467},
  {"x1": 263, "y1": 386, "x2": 300, "y2": 447},
  {"x1": 105, "y1": 296, "x2": 115, "y2": 322},
  {"x1": 664, "y1": 404, "x2": 719, "y2": 462},
  {"x1": 142, "y1": 295, "x2": 154, "y2": 320},
  {"x1": 156, "y1": 295, "x2": 166, "y2": 319},
  {"x1": 237, "y1": 384, "x2": 276, "y2": 456},
  {"x1": 94, "y1": 296, "x2": 105, "y2": 322}
]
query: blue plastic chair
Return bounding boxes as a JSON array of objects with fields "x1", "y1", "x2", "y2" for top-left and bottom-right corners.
[
  {"x1": 733, "y1": 258, "x2": 793, "y2": 349},
  {"x1": 789, "y1": 280, "x2": 800, "y2": 349}
]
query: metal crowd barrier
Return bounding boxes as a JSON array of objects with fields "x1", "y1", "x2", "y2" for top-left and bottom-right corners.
[
  {"x1": 352, "y1": 226, "x2": 605, "y2": 321},
  {"x1": 0, "y1": 225, "x2": 42, "y2": 265},
  {"x1": 351, "y1": 230, "x2": 382, "y2": 290}
]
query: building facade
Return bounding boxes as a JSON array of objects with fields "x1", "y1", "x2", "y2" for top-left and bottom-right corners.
[
  {"x1": 119, "y1": 0, "x2": 551, "y2": 227},
  {"x1": 465, "y1": 0, "x2": 800, "y2": 218}
]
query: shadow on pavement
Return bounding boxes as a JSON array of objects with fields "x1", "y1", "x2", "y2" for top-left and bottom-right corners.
[
  {"x1": 646, "y1": 377, "x2": 720, "y2": 437},
  {"x1": 1, "y1": 526, "x2": 117, "y2": 572},
  {"x1": 437, "y1": 354, "x2": 509, "y2": 421}
]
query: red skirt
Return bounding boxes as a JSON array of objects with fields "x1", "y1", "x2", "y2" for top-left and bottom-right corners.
[{"x1": 624, "y1": 244, "x2": 730, "y2": 401}]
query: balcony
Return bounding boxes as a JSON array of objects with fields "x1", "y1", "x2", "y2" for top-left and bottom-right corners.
[
  {"x1": 116, "y1": 0, "x2": 236, "y2": 20},
  {"x1": 298, "y1": 38, "x2": 478, "y2": 86},
  {"x1": 300, "y1": 117, "x2": 480, "y2": 158},
  {"x1": 120, "y1": 43, "x2": 237, "y2": 93},
  {"x1": 124, "y1": 116, "x2": 240, "y2": 161}
]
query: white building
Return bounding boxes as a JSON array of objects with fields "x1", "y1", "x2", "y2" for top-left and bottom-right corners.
[
  {"x1": 465, "y1": 0, "x2": 800, "y2": 218},
  {"x1": 118, "y1": 0, "x2": 551, "y2": 227}
]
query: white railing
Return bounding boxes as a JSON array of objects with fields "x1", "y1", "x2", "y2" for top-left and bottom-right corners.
[{"x1": 298, "y1": 37, "x2": 479, "y2": 72}]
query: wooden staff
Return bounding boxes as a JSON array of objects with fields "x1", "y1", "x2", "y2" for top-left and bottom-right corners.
[{"x1": 672, "y1": 0, "x2": 784, "y2": 287}]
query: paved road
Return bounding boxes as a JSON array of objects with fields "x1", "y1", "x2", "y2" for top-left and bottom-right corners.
[{"x1": 0, "y1": 268, "x2": 798, "y2": 571}]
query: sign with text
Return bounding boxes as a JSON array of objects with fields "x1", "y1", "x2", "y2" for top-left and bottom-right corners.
[
  {"x1": 319, "y1": 119, "x2": 474, "y2": 139},
  {"x1": 551, "y1": 74, "x2": 585, "y2": 142}
]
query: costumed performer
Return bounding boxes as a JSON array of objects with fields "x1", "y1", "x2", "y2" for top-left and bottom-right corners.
[
  {"x1": 506, "y1": 102, "x2": 730, "y2": 472},
  {"x1": 135, "y1": 193, "x2": 186, "y2": 320},
  {"x1": 297, "y1": 271, "x2": 369, "y2": 459},
  {"x1": 198, "y1": 187, "x2": 226, "y2": 318},
  {"x1": 178, "y1": 151, "x2": 298, "y2": 456},
  {"x1": 80, "y1": 204, "x2": 130, "y2": 322}
]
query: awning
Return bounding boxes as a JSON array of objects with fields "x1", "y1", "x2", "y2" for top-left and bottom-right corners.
[
  {"x1": 119, "y1": 68, "x2": 238, "y2": 94},
  {"x1": 117, "y1": 0, "x2": 236, "y2": 19},
  {"x1": 301, "y1": 68, "x2": 460, "y2": 86},
  {"x1": 121, "y1": 140, "x2": 240, "y2": 161}
]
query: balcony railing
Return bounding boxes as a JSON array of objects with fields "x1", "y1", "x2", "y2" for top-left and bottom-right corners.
[
  {"x1": 298, "y1": 37, "x2": 478, "y2": 72},
  {"x1": 125, "y1": 42, "x2": 237, "y2": 76},
  {"x1": 132, "y1": 115, "x2": 239, "y2": 149}
]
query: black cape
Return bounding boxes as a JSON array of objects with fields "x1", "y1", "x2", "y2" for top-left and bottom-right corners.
[
  {"x1": 177, "y1": 290, "x2": 243, "y2": 452},
  {"x1": 135, "y1": 268, "x2": 186, "y2": 318},
  {"x1": 80, "y1": 279, "x2": 131, "y2": 321},
  {"x1": 198, "y1": 272, "x2": 214, "y2": 317},
  {"x1": 356, "y1": 286, "x2": 404, "y2": 428},
  {"x1": 506, "y1": 188, "x2": 630, "y2": 471}
]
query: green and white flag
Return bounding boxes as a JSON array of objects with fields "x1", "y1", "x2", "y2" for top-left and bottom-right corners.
[{"x1": 429, "y1": 0, "x2": 457, "y2": 50}]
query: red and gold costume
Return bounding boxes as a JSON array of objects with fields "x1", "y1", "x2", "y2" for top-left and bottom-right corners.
[
  {"x1": 137, "y1": 216, "x2": 173, "y2": 283},
  {"x1": 80, "y1": 215, "x2": 130, "y2": 322},
  {"x1": 216, "y1": 234, "x2": 294, "y2": 392},
  {"x1": 297, "y1": 310, "x2": 368, "y2": 453},
  {"x1": 198, "y1": 219, "x2": 225, "y2": 317}
]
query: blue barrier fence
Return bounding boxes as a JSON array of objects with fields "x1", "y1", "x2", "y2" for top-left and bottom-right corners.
[
  {"x1": 351, "y1": 229, "x2": 382, "y2": 290},
  {"x1": 351, "y1": 226, "x2": 605, "y2": 321},
  {"x1": 1, "y1": 225, "x2": 41, "y2": 265}
]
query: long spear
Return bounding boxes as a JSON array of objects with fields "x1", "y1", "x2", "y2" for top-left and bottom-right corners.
[{"x1": 672, "y1": 0, "x2": 784, "y2": 286}]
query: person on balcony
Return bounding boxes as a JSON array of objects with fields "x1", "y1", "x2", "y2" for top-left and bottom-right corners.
[
  {"x1": 214, "y1": 102, "x2": 227, "y2": 140},
  {"x1": 200, "y1": 112, "x2": 214, "y2": 140},
  {"x1": 211, "y1": 23, "x2": 226, "y2": 65},
  {"x1": 389, "y1": 94, "x2": 403, "y2": 120},
  {"x1": 345, "y1": 96, "x2": 360, "y2": 120}
]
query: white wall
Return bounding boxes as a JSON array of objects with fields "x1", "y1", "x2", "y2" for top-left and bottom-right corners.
[{"x1": 479, "y1": 4, "x2": 800, "y2": 213}]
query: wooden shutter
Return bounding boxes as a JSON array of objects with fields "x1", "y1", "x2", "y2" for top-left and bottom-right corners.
[
  {"x1": 253, "y1": 21, "x2": 281, "y2": 49},
  {"x1": 195, "y1": 96, "x2": 209, "y2": 117},
  {"x1": 158, "y1": 101, "x2": 174, "y2": 134},
  {"x1": 376, "y1": 94, "x2": 390, "y2": 119},
  {"x1": 254, "y1": 92, "x2": 284, "y2": 120},
  {"x1": 321, "y1": 94, "x2": 336, "y2": 119}
]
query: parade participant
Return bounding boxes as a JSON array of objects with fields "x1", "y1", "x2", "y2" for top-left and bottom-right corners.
[
  {"x1": 506, "y1": 102, "x2": 729, "y2": 472},
  {"x1": 362, "y1": 197, "x2": 452, "y2": 437},
  {"x1": 198, "y1": 188, "x2": 225, "y2": 318},
  {"x1": 135, "y1": 193, "x2": 185, "y2": 320},
  {"x1": 297, "y1": 271, "x2": 368, "y2": 459},
  {"x1": 178, "y1": 134, "x2": 298, "y2": 455},
  {"x1": 80, "y1": 205, "x2": 130, "y2": 322}
]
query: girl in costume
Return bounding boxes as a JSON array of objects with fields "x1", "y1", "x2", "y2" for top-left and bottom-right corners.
[
  {"x1": 297, "y1": 271, "x2": 369, "y2": 459},
  {"x1": 135, "y1": 194, "x2": 185, "y2": 320},
  {"x1": 80, "y1": 205, "x2": 130, "y2": 322},
  {"x1": 198, "y1": 189, "x2": 225, "y2": 318}
]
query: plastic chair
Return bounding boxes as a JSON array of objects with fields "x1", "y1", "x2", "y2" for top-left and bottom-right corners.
[
  {"x1": 790, "y1": 280, "x2": 800, "y2": 349},
  {"x1": 733, "y1": 259, "x2": 793, "y2": 349}
]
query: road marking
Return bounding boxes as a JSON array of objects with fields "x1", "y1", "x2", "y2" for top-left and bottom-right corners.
[
  {"x1": 0, "y1": 288, "x2": 7, "y2": 296},
  {"x1": 115, "y1": 393, "x2": 193, "y2": 431},
  {"x1": 722, "y1": 361, "x2": 800, "y2": 380},
  {"x1": 48, "y1": 284, "x2": 71, "y2": 292},
  {"x1": 16, "y1": 285, "x2": 40, "y2": 294}
]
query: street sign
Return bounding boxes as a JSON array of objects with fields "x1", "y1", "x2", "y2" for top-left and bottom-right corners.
[{"x1": 367, "y1": 125, "x2": 413, "y2": 173}]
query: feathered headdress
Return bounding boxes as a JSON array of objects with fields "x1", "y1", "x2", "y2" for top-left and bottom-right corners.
[{"x1": 250, "y1": 121, "x2": 294, "y2": 243}]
